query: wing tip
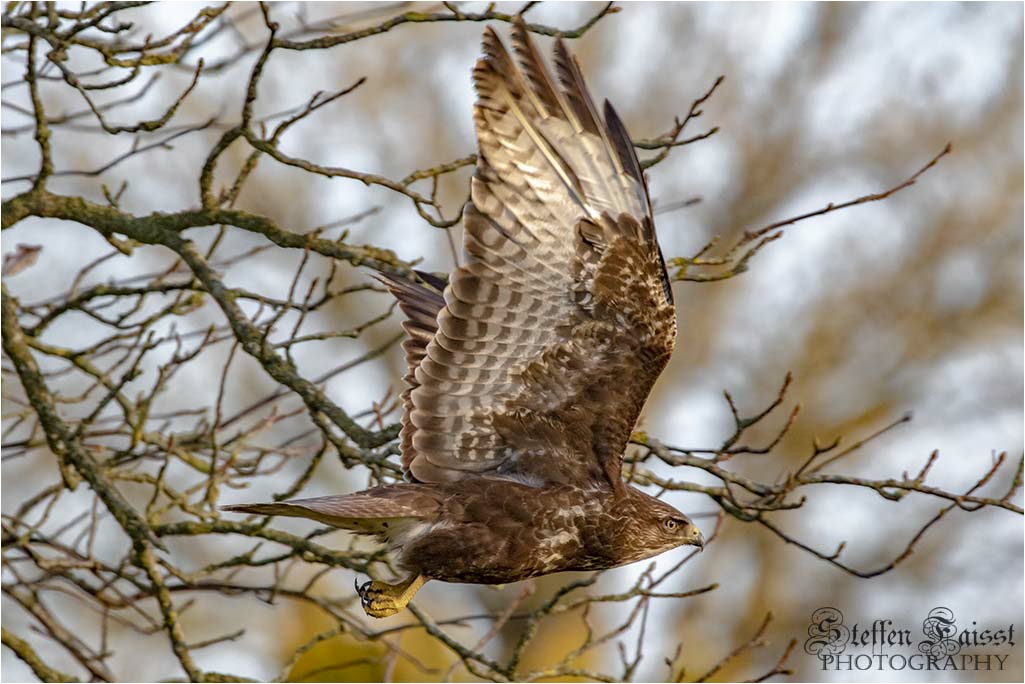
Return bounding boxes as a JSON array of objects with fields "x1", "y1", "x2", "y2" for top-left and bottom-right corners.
[
  {"x1": 511, "y1": 12, "x2": 529, "y2": 36},
  {"x1": 375, "y1": 270, "x2": 446, "y2": 295},
  {"x1": 481, "y1": 24, "x2": 508, "y2": 60}
]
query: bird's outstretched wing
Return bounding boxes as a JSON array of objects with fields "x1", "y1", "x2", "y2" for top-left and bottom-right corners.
[{"x1": 400, "y1": 20, "x2": 676, "y2": 491}]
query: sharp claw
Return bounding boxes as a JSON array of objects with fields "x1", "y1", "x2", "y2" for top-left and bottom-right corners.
[{"x1": 356, "y1": 578, "x2": 373, "y2": 605}]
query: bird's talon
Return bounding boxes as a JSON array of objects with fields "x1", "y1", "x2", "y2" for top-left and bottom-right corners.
[{"x1": 353, "y1": 577, "x2": 424, "y2": 618}]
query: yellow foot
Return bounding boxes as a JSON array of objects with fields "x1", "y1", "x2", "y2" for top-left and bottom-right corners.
[{"x1": 356, "y1": 574, "x2": 426, "y2": 618}]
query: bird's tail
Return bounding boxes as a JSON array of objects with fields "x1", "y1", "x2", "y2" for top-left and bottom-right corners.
[{"x1": 221, "y1": 489, "x2": 434, "y2": 535}]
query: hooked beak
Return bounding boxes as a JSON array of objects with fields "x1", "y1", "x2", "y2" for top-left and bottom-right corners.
[{"x1": 690, "y1": 527, "x2": 705, "y2": 551}]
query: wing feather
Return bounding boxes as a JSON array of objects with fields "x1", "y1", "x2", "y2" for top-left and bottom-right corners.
[
  {"x1": 376, "y1": 271, "x2": 446, "y2": 469},
  {"x1": 397, "y1": 20, "x2": 676, "y2": 489}
]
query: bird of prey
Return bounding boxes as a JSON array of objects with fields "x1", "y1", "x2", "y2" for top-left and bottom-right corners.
[{"x1": 224, "y1": 18, "x2": 704, "y2": 619}]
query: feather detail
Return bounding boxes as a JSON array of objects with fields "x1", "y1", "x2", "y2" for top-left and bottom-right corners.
[
  {"x1": 375, "y1": 272, "x2": 446, "y2": 475},
  {"x1": 222, "y1": 488, "x2": 439, "y2": 535},
  {"x1": 398, "y1": 24, "x2": 676, "y2": 490}
]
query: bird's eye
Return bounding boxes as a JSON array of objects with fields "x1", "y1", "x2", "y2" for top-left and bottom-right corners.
[{"x1": 663, "y1": 518, "x2": 678, "y2": 531}]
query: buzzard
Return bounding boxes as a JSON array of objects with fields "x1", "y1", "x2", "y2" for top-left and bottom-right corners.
[{"x1": 224, "y1": 18, "x2": 704, "y2": 618}]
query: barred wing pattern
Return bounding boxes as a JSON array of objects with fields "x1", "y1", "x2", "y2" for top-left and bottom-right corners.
[
  {"x1": 402, "y1": 21, "x2": 676, "y2": 490},
  {"x1": 377, "y1": 270, "x2": 447, "y2": 461}
]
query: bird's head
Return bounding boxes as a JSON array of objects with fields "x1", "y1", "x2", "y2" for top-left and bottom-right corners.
[{"x1": 614, "y1": 488, "x2": 704, "y2": 563}]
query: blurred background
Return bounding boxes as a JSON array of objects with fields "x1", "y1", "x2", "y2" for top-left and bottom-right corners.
[{"x1": 2, "y1": 1, "x2": 1022, "y2": 682}]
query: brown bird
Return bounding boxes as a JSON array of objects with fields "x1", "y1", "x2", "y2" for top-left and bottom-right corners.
[{"x1": 223, "y1": 18, "x2": 704, "y2": 619}]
